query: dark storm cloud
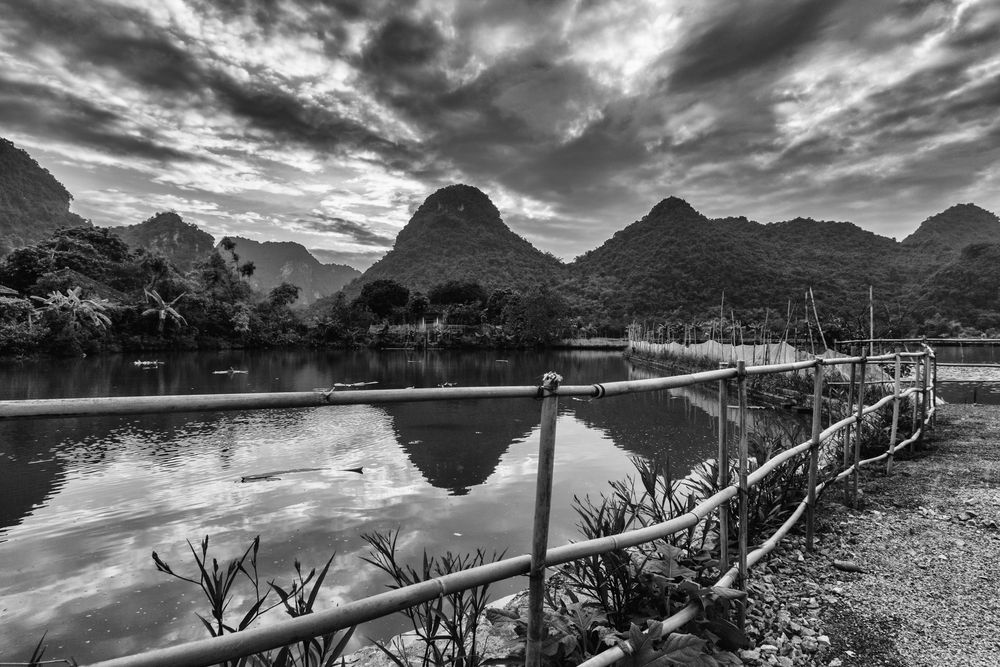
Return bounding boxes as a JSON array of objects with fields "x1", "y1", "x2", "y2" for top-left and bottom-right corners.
[
  {"x1": 670, "y1": 0, "x2": 846, "y2": 89},
  {"x1": 0, "y1": 77, "x2": 192, "y2": 162},
  {"x1": 208, "y1": 74, "x2": 410, "y2": 159},
  {"x1": 301, "y1": 214, "x2": 394, "y2": 246},
  {"x1": 1, "y1": 0, "x2": 205, "y2": 92}
]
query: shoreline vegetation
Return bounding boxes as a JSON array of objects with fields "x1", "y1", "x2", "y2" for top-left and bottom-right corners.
[{"x1": 3, "y1": 211, "x2": 1000, "y2": 361}]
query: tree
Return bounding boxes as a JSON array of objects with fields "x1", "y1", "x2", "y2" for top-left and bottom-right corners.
[
  {"x1": 502, "y1": 285, "x2": 569, "y2": 344},
  {"x1": 406, "y1": 291, "x2": 430, "y2": 321},
  {"x1": 142, "y1": 289, "x2": 187, "y2": 334},
  {"x1": 32, "y1": 286, "x2": 112, "y2": 332},
  {"x1": 0, "y1": 225, "x2": 134, "y2": 294},
  {"x1": 355, "y1": 279, "x2": 409, "y2": 319},
  {"x1": 268, "y1": 283, "x2": 300, "y2": 308},
  {"x1": 485, "y1": 288, "x2": 517, "y2": 324}
]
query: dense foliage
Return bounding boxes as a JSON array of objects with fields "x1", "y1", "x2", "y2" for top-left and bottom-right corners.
[
  {"x1": 0, "y1": 226, "x2": 311, "y2": 356},
  {"x1": 0, "y1": 138, "x2": 87, "y2": 255}
]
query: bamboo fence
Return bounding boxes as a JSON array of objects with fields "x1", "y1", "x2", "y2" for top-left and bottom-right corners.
[{"x1": 0, "y1": 349, "x2": 936, "y2": 667}]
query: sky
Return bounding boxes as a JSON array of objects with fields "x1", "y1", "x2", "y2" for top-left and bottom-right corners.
[{"x1": 1, "y1": 0, "x2": 998, "y2": 270}]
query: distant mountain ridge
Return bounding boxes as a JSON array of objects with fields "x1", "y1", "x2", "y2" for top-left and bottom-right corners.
[
  {"x1": 348, "y1": 184, "x2": 563, "y2": 295},
  {"x1": 0, "y1": 138, "x2": 87, "y2": 255},
  {"x1": 220, "y1": 236, "x2": 360, "y2": 305},
  {"x1": 3, "y1": 136, "x2": 1000, "y2": 328},
  {"x1": 901, "y1": 203, "x2": 1000, "y2": 254},
  {"x1": 113, "y1": 212, "x2": 216, "y2": 272}
]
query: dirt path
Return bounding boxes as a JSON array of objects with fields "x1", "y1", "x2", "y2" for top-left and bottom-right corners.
[{"x1": 745, "y1": 404, "x2": 1000, "y2": 666}]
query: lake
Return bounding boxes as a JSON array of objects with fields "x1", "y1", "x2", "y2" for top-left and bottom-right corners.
[
  {"x1": 927, "y1": 343, "x2": 1000, "y2": 404},
  {"x1": 0, "y1": 348, "x2": 799, "y2": 663}
]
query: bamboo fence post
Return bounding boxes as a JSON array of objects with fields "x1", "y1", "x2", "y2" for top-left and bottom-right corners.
[
  {"x1": 852, "y1": 351, "x2": 867, "y2": 508},
  {"x1": 886, "y1": 353, "x2": 901, "y2": 476},
  {"x1": 736, "y1": 360, "x2": 749, "y2": 630},
  {"x1": 717, "y1": 362, "x2": 730, "y2": 576},
  {"x1": 525, "y1": 372, "x2": 561, "y2": 667},
  {"x1": 844, "y1": 350, "x2": 857, "y2": 504},
  {"x1": 931, "y1": 352, "x2": 938, "y2": 428},
  {"x1": 806, "y1": 357, "x2": 824, "y2": 552},
  {"x1": 922, "y1": 351, "x2": 932, "y2": 433},
  {"x1": 911, "y1": 352, "x2": 922, "y2": 448}
]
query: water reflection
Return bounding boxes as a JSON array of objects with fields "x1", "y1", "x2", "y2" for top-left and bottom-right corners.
[
  {"x1": 0, "y1": 349, "x2": 777, "y2": 663},
  {"x1": 387, "y1": 400, "x2": 536, "y2": 495}
]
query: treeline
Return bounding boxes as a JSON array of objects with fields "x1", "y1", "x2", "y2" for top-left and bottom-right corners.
[{"x1": 0, "y1": 226, "x2": 577, "y2": 357}]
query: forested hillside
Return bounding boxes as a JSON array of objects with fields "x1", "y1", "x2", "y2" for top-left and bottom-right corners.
[
  {"x1": 113, "y1": 212, "x2": 216, "y2": 272},
  {"x1": 0, "y1": 138, "x2": 87, "y2": 255},
  {"x1": 350, "y1": 184, "x2": 565, "y2": 296},
  {"x1": 219, "y1": 237, "x2": 359, "y2": 305}
]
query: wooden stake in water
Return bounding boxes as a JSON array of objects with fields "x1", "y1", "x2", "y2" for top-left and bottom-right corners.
[
  {"x1": 806, "y1": 358, "x2": 824, "y2": 552},
  {"x1": 736, "y1": 360, "x2": 749, "y2": 630},
  {"x1": 887, "y1": 353, "x2": 901, "y2": 476},
  {"x1": 852, "y1": 352, "x2": 867, "y2": 508},
  {"x1": 717, "y1": 362, "x2": 730, "y2": 576},
  {"x1": 525, "y1": 372, "x2": 560, "y2": 667}
]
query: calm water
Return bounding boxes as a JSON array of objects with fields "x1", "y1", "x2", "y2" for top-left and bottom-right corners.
[
  {"x1": 0, "y1": 349, "x2": 783, "y2": 663},
  {"x1": 929, "y1": 344, "x2": 1000, "y2": 404}
]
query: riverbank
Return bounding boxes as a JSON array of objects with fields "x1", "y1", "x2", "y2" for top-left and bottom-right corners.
[{"x1": 741, "y1": 403, "x2": 1000, "y2": 666}]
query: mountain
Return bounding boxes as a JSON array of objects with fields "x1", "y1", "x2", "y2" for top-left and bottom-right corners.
[
  {"x1": 915, "y1": 243, "x2": 1000, "y2": 329},
  {"x1": 219, "y1": 237, "x2": 360, "y2": 305},
  {"x1": 113, "y1": 212, "x2": 216, "y2": 271},
  {"x1": 901, "y1": 203, "x2": 1000, "y2": 254},
  {"x1": 0, "y1": 137, "x2": 88, "y2": 255},
  {"x1": 349, "y1": 184, "x2": 564, "y2": 295},
  {"x1": 568, "y1": 197, "x2": 906, "y2": 324}
]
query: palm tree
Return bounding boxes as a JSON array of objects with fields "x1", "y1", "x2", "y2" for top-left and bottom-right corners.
[
  {"x1": 32, "y1": 286, "x2": 112, "y2": 333},
  {"x1": 142, "y1": 289, "x2": 187, "y2": 334}
]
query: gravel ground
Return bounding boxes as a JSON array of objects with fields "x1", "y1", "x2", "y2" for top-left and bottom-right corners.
[{"x1": 743, "y1": 403, "x2": 1000, "y2": 667}]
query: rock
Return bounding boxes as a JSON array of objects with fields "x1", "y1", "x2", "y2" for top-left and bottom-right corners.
[{"x1": 832, "y1": 560, "x2": 865, "y2": 573}]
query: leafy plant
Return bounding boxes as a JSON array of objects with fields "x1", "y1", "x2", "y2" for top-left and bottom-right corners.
[
  {"x1": 361, "y1": 529, "x2": 502, "y2": 667},
  {"x1": 152, "y1": 535, "x2": 354, "y2": 667}
]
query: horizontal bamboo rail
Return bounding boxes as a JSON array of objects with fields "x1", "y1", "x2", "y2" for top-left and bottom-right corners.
[{"x1": 1, "y1": 348, "x2": 936, "y2": 667}]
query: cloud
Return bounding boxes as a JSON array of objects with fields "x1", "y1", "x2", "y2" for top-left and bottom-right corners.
[
  {"x1": 0, "y1": 77, "x2": 193, "y2": 163},
  {"x1": 299, "y1": 213, "x2": 395, "y2": 246},
  {"x1": 669, "y1": 0, "x2": 846, "y2": 90},
  {"x1": 0, "y1": 0, "x2": 998, "y2": 266}
]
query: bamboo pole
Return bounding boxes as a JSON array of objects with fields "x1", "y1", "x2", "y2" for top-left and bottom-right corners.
[
  {"x1": 525, "y1": 372, "x2": 561, "y2": 667},
  {"x1": 920, "y1": 350, "x2": 931, "y2": 439},
  {"x1": 806, "y1": 358, "x2": 823, "y2": 552},
  {"x1": 844, "y1": 351, "x2": 857, "y2": 504},
  {"x1": 912, "y1": 352, "x2": 922, "y2": 448},
  {"x1": 869, "y1": 286, "x2": 875, "y2": 356},
  {"x1": 852, "y1": 351, "x2": 867, "y2": 508},
  {"x1": 736, "y1": 359, "x2": 749, "y2": 630},
  {"x1": 809, "y1": 287, "x2": 828, "y2": 351},
  {"x1": 717, "y1": 362, "x2": 730, "y2": 577},
  {"x1": 931, "y1": 352, "x2": 938, "y2": 428},
  {"x1": 887, "y1": 353, "x2": 901, "y2": 476}
]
